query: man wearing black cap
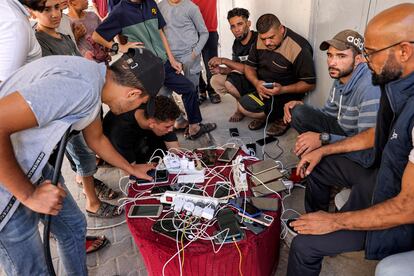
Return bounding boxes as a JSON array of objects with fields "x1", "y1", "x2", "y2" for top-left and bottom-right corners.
[
  {"x1": 284, "y1": 30, "x2": 380, "y2": 157},
  {"x1": 0, "y1": 48, "x2": 163, "y2": 275}
]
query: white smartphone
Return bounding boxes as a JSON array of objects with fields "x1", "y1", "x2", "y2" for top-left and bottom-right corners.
[
  {"x1": 237, "y1": 212, "x2": 274, "y2": 227},
  {"x1": 217, "y1": 147, "x2": 239, "y2": 163},
  {"x1": 128, "y1": 204, "x2": 163, "y2": 218}
]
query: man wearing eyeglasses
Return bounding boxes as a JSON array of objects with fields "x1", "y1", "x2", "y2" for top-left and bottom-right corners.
[{"x1": 287, "y1": 3, "x2": 414, "y2": 276}]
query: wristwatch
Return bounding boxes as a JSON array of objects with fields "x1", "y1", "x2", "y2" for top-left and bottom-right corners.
[
  {"x1": 110, "y1": 42, "x2": 119, "y2": 54},
  {"x1": 320, "y1": 132, "x2": 331, "y2": 145}
]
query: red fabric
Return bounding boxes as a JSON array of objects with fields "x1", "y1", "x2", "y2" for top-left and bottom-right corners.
[
  {"x1": 191, "y1": 0, "x2": 217, "y2": 32},
  {"x1": 92, "y1": 0, "x2": 108, "y2": 18},
  {"x1": 126, "y1": 152, "x2": 281, "y2": 276}
]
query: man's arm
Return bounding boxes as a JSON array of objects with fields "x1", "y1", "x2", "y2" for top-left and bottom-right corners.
[
  {"x1": 82, "y1": 117, "x2": 154, "y2": 180},
  {"x1": 208, "y1": 57, "x2": 245, "y2": 73},
  {"x1": 297, "y1": 128, "x2": 375, "y2": 177},
  {"x1": 92, "y1": 31, "x2": 143, "y2": 54},
  {"x1": 279, "y1": 81, "x2": 315, "y2": 94},
  {"x1": 0, "y1": 92, "x2": 66, "y2": 214},
  {"x1": 159, "y1": 29, "x2": 182, "y2": 73},
  {"x1": 165, "y1": 141, "x2": 180, "y2": 151},
  {"x1": 292, "y1": 161, "x2": 414, "y2": 235}
]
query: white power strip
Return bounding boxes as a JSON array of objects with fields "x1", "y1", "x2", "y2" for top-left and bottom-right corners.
[
  {"x1": 160, "y1": 191, "x2": 225, "y2": 206},
  {"x1": 233, "y1": 155, "x2": 248, "y2": 192},
  {"x1": 177, "y1": 174, "x2": 205, "y2": 184}
]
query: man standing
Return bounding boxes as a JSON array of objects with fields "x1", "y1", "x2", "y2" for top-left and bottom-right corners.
[
  {"x1": 0, "y1": 0, "x2": 42, "y2": 82},
  {"x1": 92, "y1": 0, "x2": 216, "y2": 140},
  {"x1": 0, "y1": 48, "x2": 161, "y2": 275},
  {"x1": 284, "y1": 30, "x2": 380, "y2": 156},
  {"x1": 209, "y1": 8, "x2": 260, "y2": 123},
  {"x1": 241, "y1": 14, "x2": 316, "y2": 135},
  {"x1": 288, "y1": 3, "x2": 414, "y2": 275}
]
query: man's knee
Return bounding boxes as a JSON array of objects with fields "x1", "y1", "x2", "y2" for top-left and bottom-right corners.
[
  {"x1": 375, "y1": 252, "x2": 414, "y2": 276},
  {"x1": 210, "y1": 74, "x2": 226, "y2": 94},
  {"x1": 290, "y1": 104, "x2": 308, "y2": 131}
]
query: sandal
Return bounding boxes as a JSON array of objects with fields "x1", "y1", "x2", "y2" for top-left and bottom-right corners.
[
  {"x1": 86, "y1": 235, "x2": 109, "y2": 254},
  {"x1": 266, "y1": 119, "x2": 290, "y2": 136},
  {"x1": 248, "y1": 119, "x2": 266, "y2": 130},
  {"x1": 86, "y1": 202, "x2": 123, "y2": 218},
  {"x1": 77, "y1": 178, "x2": 119, "y2": 200},
  {"x1": 198, "y1": 91, "x2": 207, "y2": 104},
  {"x1": 209, "y1": 92, "x2": 221, "y2": 104},
  {"x1": 185, "y1": 123, "x2": 217, "y2": 140}
]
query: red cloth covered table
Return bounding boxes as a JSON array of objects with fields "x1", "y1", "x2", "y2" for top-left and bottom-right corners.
[{"x1": 126, "y1": 154, "x2": 281, "y2": 276}]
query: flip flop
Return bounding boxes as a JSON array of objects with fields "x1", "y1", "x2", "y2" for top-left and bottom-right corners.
[
  {"x1": 86, "y1": 235, "x2": 109, "y2": 254},
  {"x1": 186, "y1": 123, "x2": 217, "y2": 140},
  {"x1": 209, "y1": 92, "x2": 221, "y2": 104},
  {"x1": 266, "y1": 120, "x2": 291, "y2": 136},
  {"x1": 86, "y1": 202, "x2": 123, "y2": 218},
  {"x1": 248, "y1": 119, "x2": 266, "y2": 130},
  {"x1": 77, "y1": 178, "x2": 119, "y2": 200}
]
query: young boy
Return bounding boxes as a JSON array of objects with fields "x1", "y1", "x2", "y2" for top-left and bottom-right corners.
[
  {"x1": 67, "y1": 0, "x2": 109, "y2": 63},
  {"x1": 32, "y1": 0, "x2": 121, "y2": 220},
  {"x1": 158, "y1": 0, "x2": 208, "y2": 90}
]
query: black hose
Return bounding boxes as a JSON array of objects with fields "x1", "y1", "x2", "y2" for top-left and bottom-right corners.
[{"x1": 43, "y1": 128, "x2": 72, "y2": 276}]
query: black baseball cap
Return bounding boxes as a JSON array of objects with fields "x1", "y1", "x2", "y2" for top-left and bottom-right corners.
[
  {"x1": 121, "y1": 48, "x2": 165, "y2": 116},
  {"x1": 320, "y1": 29, "x2": 364, "y2": 53}
]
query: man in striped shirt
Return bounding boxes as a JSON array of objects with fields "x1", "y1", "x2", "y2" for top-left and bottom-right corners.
[{"x1": 284, "y1": 30, "x2": 380, "y2": 157}]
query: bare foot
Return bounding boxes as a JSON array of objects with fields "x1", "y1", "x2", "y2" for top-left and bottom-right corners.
[{"x1": 229, "y1": 111, "x2": 245, "y2": 122}]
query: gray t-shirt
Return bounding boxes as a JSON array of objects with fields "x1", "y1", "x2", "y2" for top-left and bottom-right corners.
[
  {"x1": 35, "y1": 31, "x2": 81, "y2": 57},
  {"x1": 0, "y1": 55, "x2": 105, "y2": 231}
]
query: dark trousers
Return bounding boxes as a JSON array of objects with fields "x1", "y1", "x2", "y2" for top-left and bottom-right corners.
[
  {"x1": 290, "y1": 104, "x2": 346, "y2": 135},
  {"x1": 287, "y1": 155, "x2": 378, "y2": 275},
  {"x1": 164, "y1": 61, "x2": 202, "y2": 124},
  {"x1": 199, "y1": 31, "x2": 219, "y2": 95},
  {"x1": 264, "y1": 93, "x2": 304, "y2": 121}
]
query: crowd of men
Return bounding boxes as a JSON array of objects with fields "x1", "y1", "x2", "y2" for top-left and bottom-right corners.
[{"x1": 0, "y1": 0, "x2": 413, "y2": 275}]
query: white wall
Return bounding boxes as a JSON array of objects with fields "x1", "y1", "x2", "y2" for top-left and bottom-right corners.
[{"x1": 217, "y1": 0, "x2": 408, "y2": 107}]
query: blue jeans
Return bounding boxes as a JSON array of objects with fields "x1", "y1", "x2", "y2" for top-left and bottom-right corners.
[
  {"x1": 65, "y1": 132, "x2": 97, "y2": 177},
  {"x1": 375, "y1": 250, "x2": 414, "y2": 276},
  {"x1": 0, "y1": 165, "x2": 87, "y2": 275}
]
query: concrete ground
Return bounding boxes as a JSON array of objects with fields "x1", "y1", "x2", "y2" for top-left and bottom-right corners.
[{"x1": 49, "y1": 93, "x2": 378, "y2": 275}]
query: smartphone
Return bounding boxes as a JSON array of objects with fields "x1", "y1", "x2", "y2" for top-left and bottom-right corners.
[
  {"x1": 216, "y1": 208, "x2": 243, "y2": 239},
  {"x1": 213, "y1": 229, "x2": 245, "y2": 244},
  {"x1": 128, "y1": 204, "x2": 163, "y2": 218},
  {"x1": 152, "y1": 217, "x2": 189, "y2": 242},
  {"x1": 286, "y1": 218, "x2": 299, "y2": 234},
  {"x1": 263, "y1": 82, "x2": 274, "y2": 89},
  {"x1": 250, "y1": 197, "x2": 279, "y2": 211},
  {"x1": 238, "y1": 212, "x2": 274, "y2": 227},
  {"x1": 130, "y1": 169, "x2": 169, "y2": 185},
  {"x1": 251, "y1": 168, "x2": 284, "y2": 186},
  {"x1": 151, "y1": 185, "x2": 173, "y2": 195},
  {"x1": 229, "y1": 128, "x2": 240, "y2": 137},
  {"x1": 217, "y1": 146, "x2": 239, "y2": 163},
  {"x1": 229, "y1": 198, "x2": 262, "y2": 218},
  {"x1": 247, "y1": 159, "x2": 279, "y2": 175},
  {"x1": 213, "y1": 181, "x2": 231, "y2": 198},
  {"x1": 197, "y1": 149, "x2": 216, "y2": 166},
  {"x1": 235, "y1": 214, "x2": 265, "y2": 235},
  {"x1": 256, "y1": 136, "x2": 277, "y2": 146},
  {"x1": 251, "y1": 180, "x2": 287, "y2": 197}
]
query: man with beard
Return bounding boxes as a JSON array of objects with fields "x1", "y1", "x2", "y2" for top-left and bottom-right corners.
[
  {"x1": 284, "y1": 30, "x2": 380, "y2": 156},
  {"x1": 240, "y1": 14, "x2": 316, "y2": 134},
  {"x1": 287, "y1": 3, "x2": 414, "y2": 275},
  {"x1": 208, "y1": 8, "x2": 259, "y2": 122}
]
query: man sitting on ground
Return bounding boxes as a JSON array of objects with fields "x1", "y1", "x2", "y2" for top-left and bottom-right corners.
[
  {"x1": 209, "y1": 8, "x2": 260, "y2": 123},
  {"x1": 240, "y1": 14, "x2": 316, "y2": 135},
  {"x1": 103, "y1": 96, "x2": 181, "y2": 164},
  {"x1": 0, "y1": 48, "x2": 160, "y2": 275},
  {"x1": 284, "y1": 30, "x2": 380, "y2": 156},
  {"x1": 92, "y1": 0, "x2": 216, "y2": 140},
  {"x1": 287, "y1": 4, "x2": 414, "y2": 275}
]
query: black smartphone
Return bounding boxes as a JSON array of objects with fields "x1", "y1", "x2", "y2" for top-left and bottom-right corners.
[
  {"x1": 152, "y1": 217, "x2": 189, "y2": 242},
  {"x1": 229, "y1": 128, "x2": 240, "y2": 137},
  {"x1": 213, "y1": 181, "x2": 231, "y2": 198},
  {"x1": 216, "y1": 208, "x2": 242, "y2": 239},
  {"x1": 263, "y1": 82, "x2": 274, "y2": 89},
  {"x1": 286, "y1": 218, "x2": 299, "y2": 234},
  {"x1": 256, "y1": 136, "x2": 277, "y2": 146},
  {"x1": 130, "y1": 169, "x2": 169, "y2": 184},
  {"x1": 150, "y1": 185, "x2": 173, "y2": 195}
]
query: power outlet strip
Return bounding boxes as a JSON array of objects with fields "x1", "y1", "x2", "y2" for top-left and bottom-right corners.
[
  {"x1": 177, "y1": 174, "x2": 205, "y2": 184},
  {"x1": 160, "y1": 191, "x2": 225, "y2": 206},
  {"x1": 163, "y1": 156, "x2": 205, "y2": 175},
  {"x1": 233, "y1": 155, "x2": 248, "y2": 192}
]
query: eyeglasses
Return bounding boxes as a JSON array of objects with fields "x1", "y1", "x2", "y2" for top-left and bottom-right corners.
[{"x1": 363, "y1": 41, "x2": 414, "y2": 62}]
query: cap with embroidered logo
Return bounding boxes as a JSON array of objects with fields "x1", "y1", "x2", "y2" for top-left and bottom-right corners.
[
  {"x1": 320, "y1": 29, "x2": 364, "y2": 53},
  {"x1": 121, "y1": 48, "x2": 165, "y2": 116}
]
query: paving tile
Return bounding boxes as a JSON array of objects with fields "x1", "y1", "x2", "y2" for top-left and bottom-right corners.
[{"x1": 98, "y1": 236, "x2": 135, "y2": 265}]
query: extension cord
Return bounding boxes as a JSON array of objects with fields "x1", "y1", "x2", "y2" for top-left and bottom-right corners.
[
  {"x1": 233, "y1": 155, "x2": 248, "y2": 192},
  {"x1": 163, "y1": 156, "x2": 205, "y2": 174},
  {"x1": 160, "y1": 191, "x2": 225, "y2": 207},
  {"x1": 177, "y1": 174, "x2": 205, "y2": 184}
]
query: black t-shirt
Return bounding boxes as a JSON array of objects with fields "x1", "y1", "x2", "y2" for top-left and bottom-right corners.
[
  {"x1": 245, "y1": 27, "x2": 316, "y2": 86},
  {"x1": 232, "y1": 31, "x2": 258, "y2": 64},
  {"x1": 102, "y1": 108, "x2": 177, "y2": 163}
]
